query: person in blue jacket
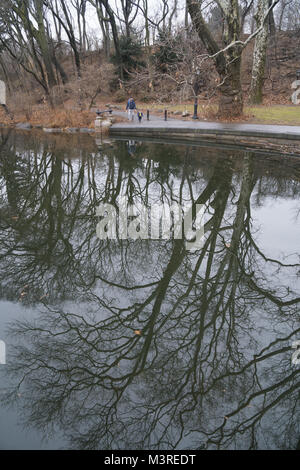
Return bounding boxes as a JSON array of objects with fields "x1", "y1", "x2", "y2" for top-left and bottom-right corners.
[{"x1": 126, "y1": 97, "x2": 136, "y2": 121}]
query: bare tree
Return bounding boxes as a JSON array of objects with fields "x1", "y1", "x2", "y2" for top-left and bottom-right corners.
[
  {"x1": 89, "y1": 0, "x2": 124, "y2": 78},
  {"x1": 71, "y1": 0, "x2": 89, "y2": 52},
  {"x1": 249, "y1": 0, "x2": 271, "y2": 104},
  {"x1": 187, "y1": 0, "x2": 244, "y2": 117},
  {"x1": 186, "y1": 0, "x2": 279, "y2": 117},
  {"x1": 45, "y1": 0, "x2": 82, "y2": 78},
  {"x1": 0, "y1": 0, "x2": 59, "y2": 96}
]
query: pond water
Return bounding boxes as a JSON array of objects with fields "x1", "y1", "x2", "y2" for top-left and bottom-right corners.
[{"x1": 0, "y1": 129, "x2": 299, "y2": 450}]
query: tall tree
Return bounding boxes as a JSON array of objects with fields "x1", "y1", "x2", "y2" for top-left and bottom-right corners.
[
  {"x1": 249, "y1": 0, "x2": 271, "y2": 104},
  {"x1": 119, "y1": 0, "x2": 139, "y2": 38},
  {"x1": 187, "y1": 0, "x2": 244, "y2": 117},
  {"x1": 186, "y1": 0, "x2": 279, "y2": 117},
  {"x1": 45, "y1": 0, "x2": 82, "y2": 78},
  {"x1": 0, "y1": 0, "x2": 58, "y2": 95},
  {"x1": 31, "y1": 0, "x2": 57, "y2": 87},
  {"x1": 71, "y1": 0, "x2": 88, "y2": 53},
  {"x1": 89, "y1": 0, "x2": 123, "y2": 78}
]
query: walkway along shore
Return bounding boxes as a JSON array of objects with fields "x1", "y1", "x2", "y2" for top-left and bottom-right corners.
[
  {"x1": 110, "y1": 117, "x2": 300, "y2": 157},
  {"x1": 2, "y1": 111, "x2": 300, "y2": 157}
]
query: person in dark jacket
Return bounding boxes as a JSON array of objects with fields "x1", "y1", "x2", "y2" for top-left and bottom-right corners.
[{"x1": 126, "y1": 97, "x2": 136, "y2": 121}]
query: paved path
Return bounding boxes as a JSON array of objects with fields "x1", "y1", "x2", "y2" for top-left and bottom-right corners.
[
  {"x1": 113, "y1": 110, "x2": 174, "y2": 121},
  {"x1": 111, "y1": 111, "x2": 300, "y2": 141}
]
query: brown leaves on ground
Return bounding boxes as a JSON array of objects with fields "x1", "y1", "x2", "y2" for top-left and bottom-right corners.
[
  {"x1": 30, "y1": 107, "x2": 96, "y2": 129},
  {"x1": 0, "y1": 105, "x2": 95, "y2": 129},
  {"x1": 0, "y1": 103, "x2": 127, "y2": 130}
]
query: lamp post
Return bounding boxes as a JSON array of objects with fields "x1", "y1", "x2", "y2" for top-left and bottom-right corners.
[
  {"x1": 192, "y1": 65, "x2": 201, "y2": 120},
  {"x1": 192, "y1": 96, "x2": 198, "y2": 120}
]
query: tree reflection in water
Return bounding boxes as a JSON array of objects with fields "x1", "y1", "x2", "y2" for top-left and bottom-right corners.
[{"x1": 0, "y1": 130, "x2": 299, "y2": 450}]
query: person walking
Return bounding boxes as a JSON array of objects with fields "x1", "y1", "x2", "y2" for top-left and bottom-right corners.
[{"x1": 126, "y1": 97, "x2": 136, "y2": 121}]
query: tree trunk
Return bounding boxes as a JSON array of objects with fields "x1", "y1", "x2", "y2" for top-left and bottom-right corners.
[
  {"x1": 187, "y1": 0, "x2": 244, "y2": 118},
  {"x1": 33, "y1": 0, "x2": 57, "y2": 88},
  {"x1": 185, "y1": 0, "x2": 189, "y2": 32},
  {"x1": 249, "y1": 0, "x2": 269, "y2": 104},
  {"x1": 268, "y1": 0, "x2": 276, "y2": 36},
  {"x1": 96, "y1": 1, "x2": 110, "y2": 58},
  {"x1": 100, "y1": 0, "x2": 123, "y2": 79},
  {"x1": 218, "y1": 56, "x2": 243, "y2": 117}
]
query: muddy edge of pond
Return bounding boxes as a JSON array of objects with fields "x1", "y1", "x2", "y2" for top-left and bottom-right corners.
[{"x1": 0, "y1": 121, "x2": 110, "y2": 135}]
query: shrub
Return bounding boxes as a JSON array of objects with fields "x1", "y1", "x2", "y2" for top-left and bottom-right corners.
[{"x1": 111, "y1": 35, "x2": 145, "y2": 79}]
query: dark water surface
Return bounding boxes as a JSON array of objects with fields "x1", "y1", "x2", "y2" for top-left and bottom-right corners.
[{"x1": 0, "y1": 130, "x2": 299, "y2": 450}]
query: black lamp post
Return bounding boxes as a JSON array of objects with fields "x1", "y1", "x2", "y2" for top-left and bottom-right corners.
[
  {"x1": 192, "y1": 96, "x2": 198, "y2": 120},
  {"x1": 192, "y1": 66, "x2": 201, "y2": 120}
]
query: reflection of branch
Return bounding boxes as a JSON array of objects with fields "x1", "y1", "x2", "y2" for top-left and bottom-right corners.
[
  {"x1": 247, "y1": 276, "x2": 300, "y2": 307},
  {"x1": 246, "y1": 230, "x2": 300, "y2": 268},
  {"x1": 94, "y1": 274, "x2": 159, "y2": 290},
  {"x1": 1, "y1": 137, "x2": 300, "y2": 450}
]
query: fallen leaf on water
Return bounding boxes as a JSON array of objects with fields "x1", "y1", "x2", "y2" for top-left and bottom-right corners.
[
  {"x1": 225, "y1": 243, "x2": 231, "y2": 248},
  {"x1": 134, "y1": 329, "x2": 142, "y2": 336},
  {"x1": 39, "y1": 294, "x2": 48, "y2": 300}
]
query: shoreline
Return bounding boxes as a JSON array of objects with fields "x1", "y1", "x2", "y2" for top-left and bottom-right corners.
[
  {"x1": 1, "y1": 118, "x2": 300, "y2": 157},
  {"x1": 0, "y1": 122, "x2": 105, "y2": 135},
  {"x1": 110, "y1": 120, "x2": 300, "y2": 156}
]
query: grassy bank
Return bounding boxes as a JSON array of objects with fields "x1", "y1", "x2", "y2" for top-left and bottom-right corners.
[{"x1": 141, "y1": 103, "x2": 300, "y2": 126}]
